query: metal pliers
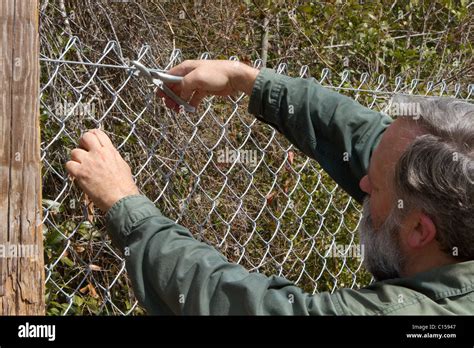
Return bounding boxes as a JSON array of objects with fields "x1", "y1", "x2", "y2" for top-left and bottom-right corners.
[{"x1": 130, "y1": 60, "x2": 196, "y2": 113}]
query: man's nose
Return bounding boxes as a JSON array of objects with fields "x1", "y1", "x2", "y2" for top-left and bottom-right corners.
[{"x1": 359, "y1": 175, "x2": 371, "y2": 194}]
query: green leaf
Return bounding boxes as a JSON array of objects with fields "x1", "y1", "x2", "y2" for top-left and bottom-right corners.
[
  {"x1": 60, "y1": 256, "x2": 74, "y2": 267},
  {"x1": 42, "y1": 199, "x2": 61, "y2": 212}
]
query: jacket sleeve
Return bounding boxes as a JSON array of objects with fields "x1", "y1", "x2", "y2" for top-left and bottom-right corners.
[
  {"x1": 106, "y1": 195, "x2": 341, "y2": 315},
  {"x1": 248, "y1": 68, "x2": 393, "y2": 203},
  {"x1": 105, "y1": 71, "x2": 393, "y2": 315}
]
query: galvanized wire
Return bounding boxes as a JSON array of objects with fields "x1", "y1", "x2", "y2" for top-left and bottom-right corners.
[{"x1": 40, "y1": 36, "x2": 472, "y2": 315}]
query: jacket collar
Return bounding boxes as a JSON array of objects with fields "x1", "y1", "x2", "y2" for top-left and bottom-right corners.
[{"x1": 370, "y1": 260, "x2": 474, "y2": 300}]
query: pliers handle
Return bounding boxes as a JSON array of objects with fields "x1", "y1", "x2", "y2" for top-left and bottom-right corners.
[{"x1": 131, "y1": 60, "x2": 196, "y2": 113}]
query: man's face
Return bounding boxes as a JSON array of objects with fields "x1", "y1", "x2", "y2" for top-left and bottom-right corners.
[{"x1": 357, "y1": 119, "x2": 421, "y2": 280}]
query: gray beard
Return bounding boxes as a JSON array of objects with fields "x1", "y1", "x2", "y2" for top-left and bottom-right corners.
[{"x1": 358, "y1": 197, "x2": 406, "y2": 281}]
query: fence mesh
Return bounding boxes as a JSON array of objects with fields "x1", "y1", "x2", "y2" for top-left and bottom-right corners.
[{"x1": 39, "y1": 1, "x2": 473, "y2": 316}]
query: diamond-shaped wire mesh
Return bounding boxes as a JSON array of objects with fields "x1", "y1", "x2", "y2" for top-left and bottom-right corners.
[{"x1": 39, "y1": 5, "x2": 473, "y2": 316}]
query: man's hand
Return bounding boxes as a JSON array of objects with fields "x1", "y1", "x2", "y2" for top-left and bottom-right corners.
[
  {"x1": 159, "y1": 60, "x2": 259, "y2": 111},
  {"x1": 65, "y1": 129, "x2": 140, "y2": 212}
]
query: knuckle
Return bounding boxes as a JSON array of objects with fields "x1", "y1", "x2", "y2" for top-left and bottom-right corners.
[{"x1": 65, "y1": 161, "x2": 73, "y2": 171}]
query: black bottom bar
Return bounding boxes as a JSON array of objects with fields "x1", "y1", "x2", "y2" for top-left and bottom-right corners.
[{"x1": 0, "y1": 315, "x2": 472, "y2": 346}]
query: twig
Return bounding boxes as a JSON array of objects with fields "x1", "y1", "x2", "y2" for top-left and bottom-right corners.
[{"x1": 260, "y1": 16, "x2": 269, "y2": 67}]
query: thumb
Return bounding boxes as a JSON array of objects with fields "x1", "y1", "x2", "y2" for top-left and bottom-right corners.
[{"x1": 180, "y1": 69, "x2": 203, "y2": 101}]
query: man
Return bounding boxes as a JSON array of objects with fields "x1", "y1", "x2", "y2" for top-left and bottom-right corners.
[{"x1": 66, "y1": 60, "x2": 474, "y2": 315}]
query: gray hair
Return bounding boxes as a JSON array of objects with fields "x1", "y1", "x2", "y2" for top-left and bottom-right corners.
[{"x1": 391, "y1": 95, "x2": 474, "y2": 260}]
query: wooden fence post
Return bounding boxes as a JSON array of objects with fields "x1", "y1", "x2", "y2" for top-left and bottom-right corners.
[{"x1": 0, "y1": 0, "x2": 45, "y2": 315}]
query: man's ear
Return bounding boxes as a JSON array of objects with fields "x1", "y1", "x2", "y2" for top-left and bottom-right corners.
[{"x1": 406, "y1": 211, "x2": 437, "y2": 249}]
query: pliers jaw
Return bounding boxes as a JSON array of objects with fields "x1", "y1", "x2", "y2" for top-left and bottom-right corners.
[{"x1": 130, "y1": 60, "x2": 196, "y2": 113}]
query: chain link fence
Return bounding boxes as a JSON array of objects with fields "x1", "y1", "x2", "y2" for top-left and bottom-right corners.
[{"x1": 39, "y1": 1, "x2": 473, "y2": 316}]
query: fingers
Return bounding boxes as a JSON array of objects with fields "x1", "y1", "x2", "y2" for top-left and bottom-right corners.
[
  {"x1": 79, "y1": 129, "x2": 115, "y2": 151},
  {"x1": 65, "y1": 160, "x2": 81, "y2": 178},
  {"x1": 167, "y1": 60, "x2": 200, "y2": 77},
  {"x1": 71, "y1": 148, "x2": 88, "y2": 163},
  {"x1": 79, "y1": 131, "x2": 102, "y2": 151},
  {"x1": 168, "y1": 61, "x2": 203, "y2": 103},
  {"x1": 90, "y1": 129, "x2": 114, "y2": 148},
  {"x1": 159, "y1": 60, "x2": 208, "y2": 112}
]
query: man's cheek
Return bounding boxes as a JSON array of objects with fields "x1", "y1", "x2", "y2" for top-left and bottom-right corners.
[{"x1": 370, "y1": 199, "x2": 383, "y2": 228}]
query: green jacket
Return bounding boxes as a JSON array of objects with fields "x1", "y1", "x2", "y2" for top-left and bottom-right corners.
[{"x1": 106, "y1": 68, "x2": 474, "y2": 315}]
